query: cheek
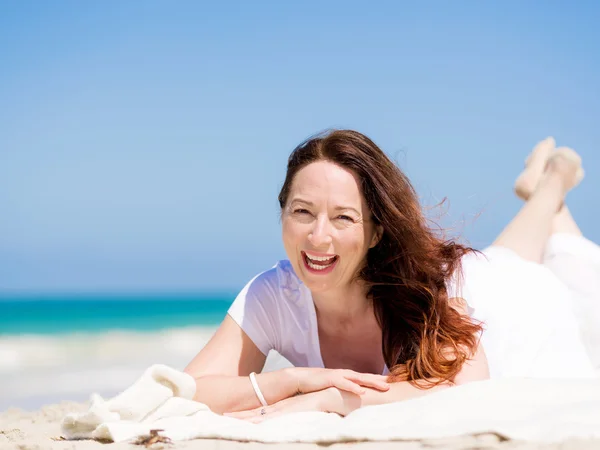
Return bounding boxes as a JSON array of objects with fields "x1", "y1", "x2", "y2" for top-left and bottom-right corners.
[
  {"x1": 282, "y1": 219, "x2": 303, "y2": 247},
  {"x1": 337, "y1": 228, "x2": 367, "y2": 255}
]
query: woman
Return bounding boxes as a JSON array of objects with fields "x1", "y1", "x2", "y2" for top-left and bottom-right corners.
[{"x1": 185, "y1": 131, "x2": 599, "y2": 421}]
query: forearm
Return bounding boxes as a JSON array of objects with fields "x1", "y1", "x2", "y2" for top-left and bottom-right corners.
[
  {"x1": 189, "y1": 368, "x2": 297, "y2": 414},
  {"x1": 328, "y1": 380, "x2": 453, "y2": 415},
  {"x1": 326, "y1": 338, "x2": 489, "y2": 415}
]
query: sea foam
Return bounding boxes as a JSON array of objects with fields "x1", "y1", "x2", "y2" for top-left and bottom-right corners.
[{"x1": 0, "y1": 326, "x2": 292, "y2": 410}]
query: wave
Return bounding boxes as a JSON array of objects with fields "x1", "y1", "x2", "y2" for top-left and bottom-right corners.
[
  {"x1": 0, "y1": 326, "x2": 292, "y2": 409},
  {"x1": 0, "y1": 326, "x2": 219, "y2": 373}
]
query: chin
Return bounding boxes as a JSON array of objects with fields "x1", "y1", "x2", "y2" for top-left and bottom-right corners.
[
  {"x1": 303, "y1": 281, "x2": 333, "y2": 294},
  {"x1": 300, "y1": 270, "x2": 338, "y2": 291}
]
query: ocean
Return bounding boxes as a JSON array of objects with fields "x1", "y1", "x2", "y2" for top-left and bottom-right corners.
[
  {"x1": 0, "y1": 293, "x2": 289, "y2": 411},
  {"x1": 1, "y1": 293, "x2": 234, "y2": 335}
]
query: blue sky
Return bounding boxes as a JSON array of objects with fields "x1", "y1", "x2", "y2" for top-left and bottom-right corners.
[{"x1": 1, "y1": 1, "x2": 599, "y2": 293}]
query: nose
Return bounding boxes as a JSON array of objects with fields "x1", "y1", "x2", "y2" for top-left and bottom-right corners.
[{"x1": 308, "y1": 216, "x2": 333, "y2": 247}]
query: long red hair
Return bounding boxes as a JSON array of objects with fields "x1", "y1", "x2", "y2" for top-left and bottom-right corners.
[{"x1": 278, "y1": 130, "x2": 482, "y2": 386}]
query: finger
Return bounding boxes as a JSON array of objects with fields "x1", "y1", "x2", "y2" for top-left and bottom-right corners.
[
  {"x1": 332, "y1": 378, "x2": 365, "y2": 395},
  {"x1": 343, "y1": 371, "x2": 387, "y2": 382},
  {"x1": 346, "y1": 374, "x2": 390, "y2": 391}
]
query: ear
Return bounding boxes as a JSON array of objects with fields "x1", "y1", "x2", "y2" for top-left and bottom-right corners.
[{"x1": 369, "y1": 225, "x2": 384, "y2": 249}]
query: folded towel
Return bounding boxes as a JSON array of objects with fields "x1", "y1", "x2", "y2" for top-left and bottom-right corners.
[
  {"x1": 62, "y1": 364, "x2": 600, "y2": 444},
  {"x1": 62, "y1": 365, "x2": 205, "y2": 440}
]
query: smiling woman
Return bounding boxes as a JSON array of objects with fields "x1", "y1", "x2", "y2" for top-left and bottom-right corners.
[
  {"x1": 282, "y1": 161, "x2": 382, "y2": 290},
  {"x1": 275, "y1": 132, "x2": 482, "y2": 385},
  {"x1": 184, "y1": 130, "x2": 600, "y2": 422}
]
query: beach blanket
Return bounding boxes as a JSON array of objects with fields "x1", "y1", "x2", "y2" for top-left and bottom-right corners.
[{"x1": 62, "y1": 364, "x2": 600, "y2": 444}]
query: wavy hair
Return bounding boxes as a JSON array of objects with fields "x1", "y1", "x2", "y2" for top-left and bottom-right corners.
[{"x1": 278, "y1": 130, "x2": 482, "y2": 386}]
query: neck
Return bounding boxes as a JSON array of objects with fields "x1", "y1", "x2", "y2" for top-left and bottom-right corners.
[{"x1": 311, "y1": 280, "x2": 372, "y2": 326}]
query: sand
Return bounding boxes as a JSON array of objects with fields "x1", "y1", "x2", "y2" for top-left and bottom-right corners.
[
  {"x1": 2, "y1": 401, "x2": 600, "y2": 450},
  {"x1": 4, "y1": 334, "x2": 600, "y2": 450}
]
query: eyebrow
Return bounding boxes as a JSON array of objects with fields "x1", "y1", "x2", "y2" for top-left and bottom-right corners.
[{"x1": 290, "y1": 198, "x2": 361, "y2": 215}]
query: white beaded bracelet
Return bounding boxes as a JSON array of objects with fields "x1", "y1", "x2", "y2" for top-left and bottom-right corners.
[{"x1": 249, "y1": 372, "x2": 268, "y2": 407}]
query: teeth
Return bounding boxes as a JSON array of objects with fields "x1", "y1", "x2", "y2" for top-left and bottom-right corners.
[
  {"x1": 305, "y1": 253, "x2": 337, "y2": 271},
  {"x1": 307, "y1": 259, "x2": 334, "y2": 270},
  {"x1": 306, "y1": 254, "x2": 336, "y2": 262}
]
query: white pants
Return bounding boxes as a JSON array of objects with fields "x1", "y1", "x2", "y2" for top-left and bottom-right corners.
[
  {"x1": 462, "y1": 234, "x2": 600, "y2": 379},
  {"x1": 542, "y1": 233, "x2": 600, "y2": 368}
]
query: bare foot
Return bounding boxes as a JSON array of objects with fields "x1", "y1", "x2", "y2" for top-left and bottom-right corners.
[
  {"x1": 540, "y1": 147, "x2": 584, "y2": 195},
  {"x1": 514, "y1": 137, "x2": 555, "y2": 200}
]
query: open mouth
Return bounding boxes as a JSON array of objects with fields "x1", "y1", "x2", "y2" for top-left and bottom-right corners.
[{"x1": 301, "y1": 251, "x2": 339, "y2": 274}]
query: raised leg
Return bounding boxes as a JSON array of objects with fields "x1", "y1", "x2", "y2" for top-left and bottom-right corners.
[
  {"x1": 492, "y1": 154, "x2": 581, "y2": 263},
  {"x1": 551, "y1": 205, "x2": 583, "y2": 237}
]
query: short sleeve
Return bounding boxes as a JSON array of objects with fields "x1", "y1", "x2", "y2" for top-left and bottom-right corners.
[{"x1": 227, "y1": 268, "x2": 281, "y2": 356}]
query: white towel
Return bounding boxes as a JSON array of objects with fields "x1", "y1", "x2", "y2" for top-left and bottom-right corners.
[
  {"x1": 62, "y1": 364, "x2": 206, "y2": 440},
  {"x1": 62, "y1": 364, "x2": 600, "y2": 444}
]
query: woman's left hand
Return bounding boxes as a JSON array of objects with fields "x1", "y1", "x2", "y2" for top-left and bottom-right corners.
[{"x1": 224, "y1": 388, "x2": 341, "y2": 423}]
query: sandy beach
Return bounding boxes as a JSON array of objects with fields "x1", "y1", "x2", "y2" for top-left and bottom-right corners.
[
  {"x1": 3, "y1": 399, "x2": 600, "y2": 450},
  {"x1": 4, "y1": 328, "x2": 600, "y2": 450}
]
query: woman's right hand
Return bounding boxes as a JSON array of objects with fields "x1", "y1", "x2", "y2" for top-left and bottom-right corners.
[{"x1": 285, "y1": 367, "x2": 390, "y2": 396}]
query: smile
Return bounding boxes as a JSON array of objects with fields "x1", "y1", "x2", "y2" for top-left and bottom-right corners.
[{"x1": 301, "y1": 251, "x2": 339, "y2": 274}]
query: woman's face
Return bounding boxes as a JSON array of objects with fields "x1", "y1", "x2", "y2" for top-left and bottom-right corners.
[{"x1": 282, "y1": 161, "x2": 382, "y2": 293}]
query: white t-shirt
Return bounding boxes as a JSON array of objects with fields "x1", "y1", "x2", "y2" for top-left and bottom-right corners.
[{"x1": 227, "y1": 260, "x2": 465, "y2": 377}]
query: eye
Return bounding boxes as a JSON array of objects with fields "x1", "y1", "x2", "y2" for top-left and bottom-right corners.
[
  {"x1": 294, "y1": 208, "x2": 311, "y2": 215},
  {"x1": 337, "y1": 215, "x2": 354, "y2": 222}
]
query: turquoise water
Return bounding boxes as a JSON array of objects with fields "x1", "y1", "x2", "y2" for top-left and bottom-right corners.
[{"x1": 0, "y1": 293, "x2": 235, "y2": 335}]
